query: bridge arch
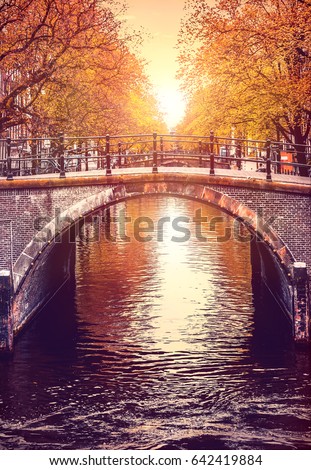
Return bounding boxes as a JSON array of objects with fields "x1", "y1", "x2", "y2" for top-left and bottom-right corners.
[
  {"x1": 11, "y1": 181, "x2": 297, "y2": 339},
  {"x1": 13, "y1": 181, "x2": 295, "y2": 293}
]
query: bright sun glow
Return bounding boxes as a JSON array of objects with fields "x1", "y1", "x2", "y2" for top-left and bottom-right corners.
[
  {"x1": 157, "y1": 87, "x2": 186, "y2": 130},
  {"x1": 125, "y1": 1, "x2": 186, "y2": 131}
]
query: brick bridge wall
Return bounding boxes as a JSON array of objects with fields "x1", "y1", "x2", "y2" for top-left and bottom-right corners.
[
  {"x1": 205, "y1": 183, "x2": 311, "y2": 272},
  {"x1": 0, "y1": 185, "x2": 100, "y2": 270},
  {"x1": 0, "y1": 174, "x2": 310, "y2": 274},
  {"x1": 0, "y1": 172, "x2": 310, "y2": 350}
]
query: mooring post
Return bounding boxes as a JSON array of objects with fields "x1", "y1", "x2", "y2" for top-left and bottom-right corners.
[
  {"x1": 0, "y1": 270, "x2": 13, "y2": 354},
  {"x1": 293, "y1": 262, "x2": 310, "y2": 344}
]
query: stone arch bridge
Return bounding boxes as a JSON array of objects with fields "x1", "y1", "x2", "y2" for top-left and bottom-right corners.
[{"x1": 0, "y1": 169, "x2": 310, "y2": 352}]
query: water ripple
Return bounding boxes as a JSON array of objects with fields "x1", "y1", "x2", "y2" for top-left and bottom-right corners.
[{"x1": 0, "y1": 197, "x2": 310, "y2": 449}]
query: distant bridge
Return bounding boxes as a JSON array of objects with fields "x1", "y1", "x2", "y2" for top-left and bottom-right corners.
[{"x1": 0, "y1": 133, "x2": 310, "y2": 352}]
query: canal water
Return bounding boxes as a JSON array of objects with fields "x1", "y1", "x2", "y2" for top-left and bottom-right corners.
[{"x1": 0, "y1": 197, "x2": 310, "y2": 450}]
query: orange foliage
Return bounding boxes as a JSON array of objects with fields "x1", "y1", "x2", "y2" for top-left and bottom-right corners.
[
  {"x1": 0, "y1": 0, "x2": 166, "y2": 135},
  {"x1": 178, "y1": 0, "x2": 311, "y2": 165}
]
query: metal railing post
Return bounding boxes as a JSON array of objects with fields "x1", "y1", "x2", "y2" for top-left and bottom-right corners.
[
  {"x1": 276, "y1": 144, "x2": 281, "y2": 174},
  {"x1": 97, "y1": 141, "x2": 102, "y2": 169},
  {"x1": 17, "y1": 139, "x2": 21, "y2": 176},
  {"x1": 266, "y1": 139, "x2": 272, "y2": 181},
  {"x1": 209, "y1": 131, "x2": 215, "y2": 176},
  {"x1": 58, "y1": 132, "x2": 65, "y2": 178},
  {"x1": 160, "y1": 136, "x2": 164, "y2": 165},
  {"x1": 237, "y1": 141, "x2": 242, "y2": 170},
  {"x1": 31, "y1": 140, "x2": 37, "y2": 175},
  {"x1": 100, "y1": 141, "x2": 105, "y2": 169},
  {"x1": 77, "y1": 142, "x2": 82, "y2": 172},
  {"x1": 152, "y1": 132, "x2": 158, "y2": 173},
  {"x1": 85, "y1": 141, "x2": 89, "y2": 172},
  {"x1": 6, "y1": 136, "x2": 13, "y2": 181},
  {"x1": 118, "y1": 142, "x2": 122, "y2": 167},
  {"x1": 199, "y1": 140, "x2": 203, "y2": 167},
  {"x1": 106, "y1": 134, "x2": 111, "y2": 176}
]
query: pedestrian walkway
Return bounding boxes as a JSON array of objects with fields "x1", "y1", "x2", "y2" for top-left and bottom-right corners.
[{"x1": 5, "y1": 165, "x2": 311, "y2": 187}]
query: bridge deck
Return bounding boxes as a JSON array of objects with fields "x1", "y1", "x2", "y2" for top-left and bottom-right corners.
[{"x1": 1, "y1": 166, "x2": 310, "y2": 187}]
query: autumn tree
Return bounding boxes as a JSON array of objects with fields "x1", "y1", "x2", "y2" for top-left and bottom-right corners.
[
  {"x1": 0, "y1": 0, "x2": 166, "y2": 137},
  {"x1": 32, "y1": 43, "x2": 166, "y2": 136},
  {"x1": 178, "y1": 0, "x2": 311, "y2": 172},
  {"x1": 0, "y1": 0, "x2": 113, "y2": 132}
]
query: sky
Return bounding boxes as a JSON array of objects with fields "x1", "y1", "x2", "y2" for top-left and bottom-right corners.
[{"x1": 125, "y1": 0, "x2": 187, "y2": 130}]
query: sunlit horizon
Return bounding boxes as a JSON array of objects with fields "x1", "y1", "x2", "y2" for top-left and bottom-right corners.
[
  {"x1": 156, "y1": 87, "x2": 186, "y2": 130},
  {"x1": 126, "y1": 0, "x2": 185, "y2": 130}
]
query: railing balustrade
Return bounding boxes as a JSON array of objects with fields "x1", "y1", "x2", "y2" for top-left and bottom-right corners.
[{"x1": 0, "y1": 133, "x2": 310, "y2": 181}]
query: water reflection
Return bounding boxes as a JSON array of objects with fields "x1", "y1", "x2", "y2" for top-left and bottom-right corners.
[{"x1": 0, "y1": 196, "x2": 310, "y2": 450}]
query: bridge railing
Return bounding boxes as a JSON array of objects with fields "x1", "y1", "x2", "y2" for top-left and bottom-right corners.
[{"x1": 0, "y1": 133, "x2": 310, "y2": 181}]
